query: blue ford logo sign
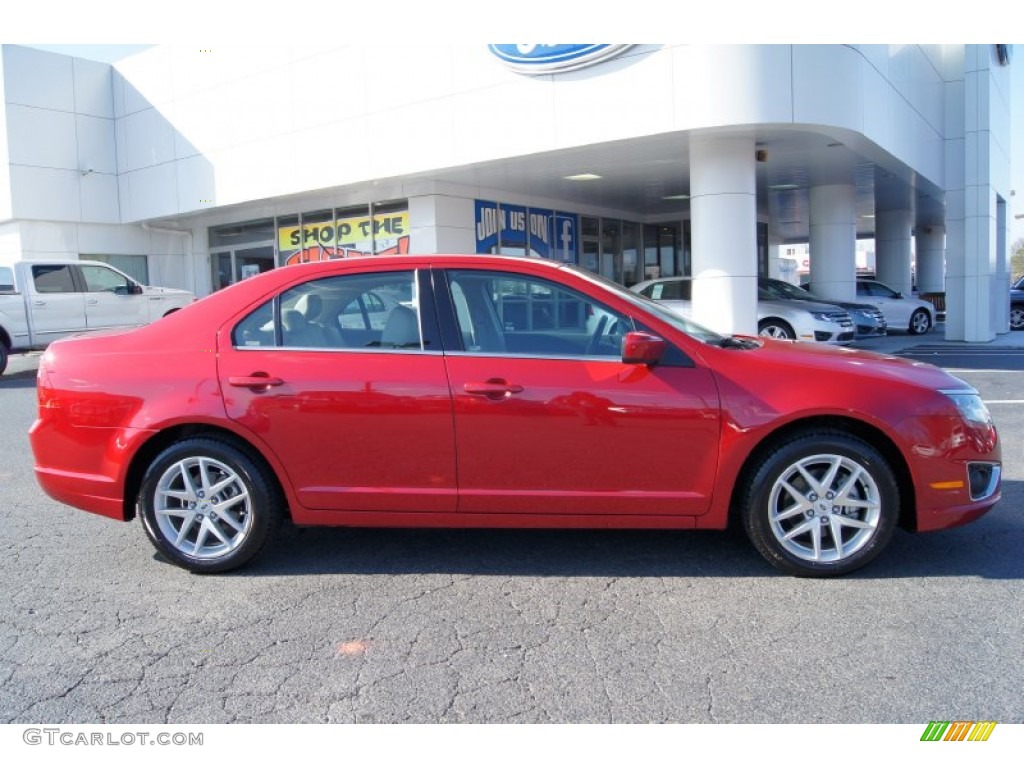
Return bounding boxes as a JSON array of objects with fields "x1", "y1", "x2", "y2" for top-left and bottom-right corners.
[{"x1": 489, "y1": 44, "x2": 632, "y2": 74}]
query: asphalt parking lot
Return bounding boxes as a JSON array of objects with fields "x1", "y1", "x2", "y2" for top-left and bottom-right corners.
[{"x1": 1, "y1": 334, "x2": 1022, "y2": 724}]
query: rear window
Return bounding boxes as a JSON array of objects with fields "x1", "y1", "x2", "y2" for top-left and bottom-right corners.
[
  {"x1": 32, "y1": 265, "x2": 77, "y2": 293},
  {"x1": 0, "y1": 267, "x2": 14, "y2": 293}
]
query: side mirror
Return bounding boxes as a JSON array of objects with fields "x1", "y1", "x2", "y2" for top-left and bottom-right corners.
[
  {"x1": 129, "y1": 283, "x2": 144, "y2": 295},
  {"x1": 621, "y1": 331, "x2": 666, "y2": 367}
]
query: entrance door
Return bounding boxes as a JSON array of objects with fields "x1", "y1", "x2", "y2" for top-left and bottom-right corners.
[{"x1": 211, "y1": 246, "x2": 276, "y2": 291}]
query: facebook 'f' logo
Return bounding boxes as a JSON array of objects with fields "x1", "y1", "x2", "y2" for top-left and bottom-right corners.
[{"x1": 554, "y1": 213, "x2": 577, "y2": 263}]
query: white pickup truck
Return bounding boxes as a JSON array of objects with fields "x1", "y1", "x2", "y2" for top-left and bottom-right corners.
[{"x1": 0, "y1": 260, "x2": 196, "y2": 375}]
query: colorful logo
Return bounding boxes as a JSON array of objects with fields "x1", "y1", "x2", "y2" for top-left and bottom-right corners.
[
  {"x1": 920, "y1": 721, "x2": 997, "y2": 742},
  {"x1": 488, "y1": 44, "x2": 632, "y2": 75}
]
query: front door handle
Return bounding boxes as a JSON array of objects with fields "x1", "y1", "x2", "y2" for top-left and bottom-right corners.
[
  {"x1": 228, "y1": 374, "x2": 284, "y2": 391},
  {"x1": 463, "y1": 379, "x2": 524, "y2": 398}
]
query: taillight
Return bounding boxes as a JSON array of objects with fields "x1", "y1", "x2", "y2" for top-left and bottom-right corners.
[{"x1": 36, "y1": 353, "x2": 60, "y2": 415}]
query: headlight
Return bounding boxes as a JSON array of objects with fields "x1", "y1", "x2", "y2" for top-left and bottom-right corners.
[
  {"x1": 810, "y1": 312, "x2": 839, "y2": 322},
  {"x1": 941, "y1": 389, "x2": 992, "y2": 426}
]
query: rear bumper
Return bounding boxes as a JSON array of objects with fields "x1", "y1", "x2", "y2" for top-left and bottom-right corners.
[{"x1": 34, "y1": 466, "x2": 126, "y2": 520}]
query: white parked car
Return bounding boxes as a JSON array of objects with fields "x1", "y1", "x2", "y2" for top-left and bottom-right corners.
[
  {"x1": 853, "y1": 278, "x2": 935, "y2": 334},
  {"x1": 630, "y1": 276, "x2": 855, "y2": 344}
]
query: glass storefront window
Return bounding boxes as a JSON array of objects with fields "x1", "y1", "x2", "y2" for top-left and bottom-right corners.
[{"x1": 372, "y1": 200, "x2": 410, "y2": 255}]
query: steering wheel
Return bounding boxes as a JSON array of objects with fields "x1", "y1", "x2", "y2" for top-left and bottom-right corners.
[{"x1": 586, "y1": 316, "x2": 609, "y2": 356}]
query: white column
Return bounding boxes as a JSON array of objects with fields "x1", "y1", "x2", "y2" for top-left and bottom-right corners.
[
  {"x1": 875, "y1": 209, "x2": 913, "y2": 297},
  {"x1": 407, "y1": 194, "x2": 476, "y2": 254},
  {"x1": 944, "y1": 44, "x2": 1006, "y2": 342},
  {"x1": 915, "y1": 226, "x2": 945, "y2": 295},
  {"x1": 807, "y1": 184, "x2": 857, "y2": 302},
  {"x1": 689, "y1": 135, "x2": 757, "y2": 336}
]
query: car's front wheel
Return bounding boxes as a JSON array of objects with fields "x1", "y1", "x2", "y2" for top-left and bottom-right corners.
[
  {"x1": 1010, "y1": 304, "x2": 1024, "y2": 331},
  {"x1": 741, "y1": 431, "x2": 898, "y2": 577},
  {"x1": 909, "y1": 308, "x2": 932, "y2": 335},
  {"x1": 758, "y1": 319, "x2": 795, "y2": 340},
  {"x1": 138, "y1": 437, "x2": 281, "y2": 573}
]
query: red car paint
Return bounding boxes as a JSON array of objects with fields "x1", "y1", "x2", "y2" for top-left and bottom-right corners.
[{"x1": 29, "y1": 255, "x2": 1001, "y2": 575}]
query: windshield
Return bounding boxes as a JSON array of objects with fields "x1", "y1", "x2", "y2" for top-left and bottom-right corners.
[
  {"x1": 561, "y1": 265, "x2": 728, "y2": 345},
  {"x1": 761, "y1": 278, "x2": 818, "y2": 301}
]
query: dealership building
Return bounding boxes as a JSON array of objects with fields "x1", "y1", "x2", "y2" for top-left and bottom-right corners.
[{"x1": 0, "y1": 43, "x2": 1014, "y2": 341}]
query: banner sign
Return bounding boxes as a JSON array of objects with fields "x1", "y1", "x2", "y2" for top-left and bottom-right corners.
[
  {"x1": 279, "y1": 211, "x2": 409, "y2": 265},
  {"x1": 474, "y1": 200, "x2": 577, "y2": 262}
]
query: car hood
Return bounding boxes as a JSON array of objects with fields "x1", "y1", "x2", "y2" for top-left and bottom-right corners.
[
  {"x1": 758, "y1": 298, "x2": 846, "y2": 314},
  {"x1": 725, "y1": 336, "x2": 964, "y2": 389},
  {"x1": 794, "y1": 297, "x2": 878, "y2": 311},
  {"x1": 143, "y1": 285, "x2": 196, "y2": 298}
]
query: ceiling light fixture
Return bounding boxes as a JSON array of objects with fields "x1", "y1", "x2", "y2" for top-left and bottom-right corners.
[
  {"x1": 662, "y1": 194, "x2": 690, "y2": 200},
  {"x1": 564, "y1": 173, "x2": 602, "y2": 181}
]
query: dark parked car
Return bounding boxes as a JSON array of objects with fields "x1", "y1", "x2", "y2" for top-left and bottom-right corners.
[
  {"x1": 30, "y1": 255, "x2": 1001, "y2": 578},
  {"x1": 1011, "y1": 275, "x2": 1024, "y2": 331}
]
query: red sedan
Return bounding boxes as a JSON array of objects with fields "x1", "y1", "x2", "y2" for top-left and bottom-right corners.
[{"x1": 29, "y1": 255, "x2": 1001, "y2": 576}]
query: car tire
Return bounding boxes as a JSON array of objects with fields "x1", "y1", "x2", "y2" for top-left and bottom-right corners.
[
  {"x1": 138, "y1": 437, "x2": 282, "y2": 573},
  {"x1": 909, "y1": 308, "x2": 932, "y2": 335},
  {"x1": 1010, "y1": 304, "x2": 1024, "y2": 331},
  {"x1": 758, "y1": 319, "x2": 795, "y2": 340},
  {"x1": 740, "y1": 430, "x2": 898, "y2": 577}
]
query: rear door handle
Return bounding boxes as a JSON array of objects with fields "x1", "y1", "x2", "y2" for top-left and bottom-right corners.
[
  {"x1": 228, "y1": 375, "x2": 284, "y2": 390},
  {"x1": 464, "y1": 380, "x2": 524, "y2": 397}
]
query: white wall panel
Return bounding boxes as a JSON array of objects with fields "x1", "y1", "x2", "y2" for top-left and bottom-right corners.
[
  {"x1": 9, "y1": 166, "x2": 80, "y2": 220},
  {"x1": 122, "y1": 163, "x2": 177, "y2": 222},
  {"x1": 554, "y1": 50, "x2": 674, "y2": 146},
  {"x1": 174, "y1": 154, "x2": 216, "y2": 214},
  {"x1": 72, "y1": 58, "x2": 114, "y2": 118},
  {"x1": 16, "y1": 222, "x2": 78, "y2": 254},
  {"x1": 6, "y1": 105, "x2": 78, "y2": 169},
  {"x1": 289, "y1": 120, "x2": 369, "y2": 196},
  {"x1": 79, "y1": 173, "x2": 120, "y2": 224},
  {"x1": 364, "y1": 46, "x2": 455, "y2": 115},
  {"x1": 792, "y1": 46, "x2": 864, "y2": 134},
  {"x1": 123, "y1": 108, "x2": 177, "y2": 171},
  {"x1": 290, "y1": 48, "x2": 367, "y2": 131},
  {"x1": 670, "y1": 45, "x2": 794, "y2": 128},
  {"x1": 78, "y1": 223, "x2": 150, "y2": 254},
  {"x1": 0, "y1": 224, "x2": 21, "y2": 259},
  {"x1": 364, "y1": 100, "x2": 456, "y2": 180},
  {"x1": 76, "y1": 115, "x2": 117, "y2": 175},
  {"x1": 2, "y1": 46, "x2": 74, "y2": 112},
  {"x1": 450, "y1": 83, "x2": 555, "y2": 165}
]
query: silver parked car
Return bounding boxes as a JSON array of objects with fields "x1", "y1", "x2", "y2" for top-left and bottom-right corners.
[
  {"x1": 759, "y1": 277, "x2": 886, "y2": 339},
  {"x1": 630, "y1": 276, "x2": 855, "y2": 344}
]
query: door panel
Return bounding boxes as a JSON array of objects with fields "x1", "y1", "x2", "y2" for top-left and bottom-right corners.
[
  {"x1": 217, "y1": 269, "x2": 457, "y2": 513},
  {"x1": 79, "y1": 264, "x2": 149, "y2": 330},
  {"x1": 446, "y1": 356, "x2": 721, "y2": 516},
  {"x1": 440, "y1": 268, "x2": 721, "y2": 517},
  {"x1": 27, "y1": 264, "x2": 86, "y2": 343}
]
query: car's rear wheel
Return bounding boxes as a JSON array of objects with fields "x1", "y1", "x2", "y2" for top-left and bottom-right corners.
[
  {"x1": 741, "y1": 431, "x2": 898, "y2": 577},
  {"x1": 909, "y1": 308, "x2": 932, "y2": 335},
  {"x1": 138, "y1": 437, "x2": 281, "y2": 573},
  {"x1": 758, "y1": 319, "x2": 795, "y2": 340},
  {"x1": 1010, "y1": 304, "x2": 1024, "y2": 331}
]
